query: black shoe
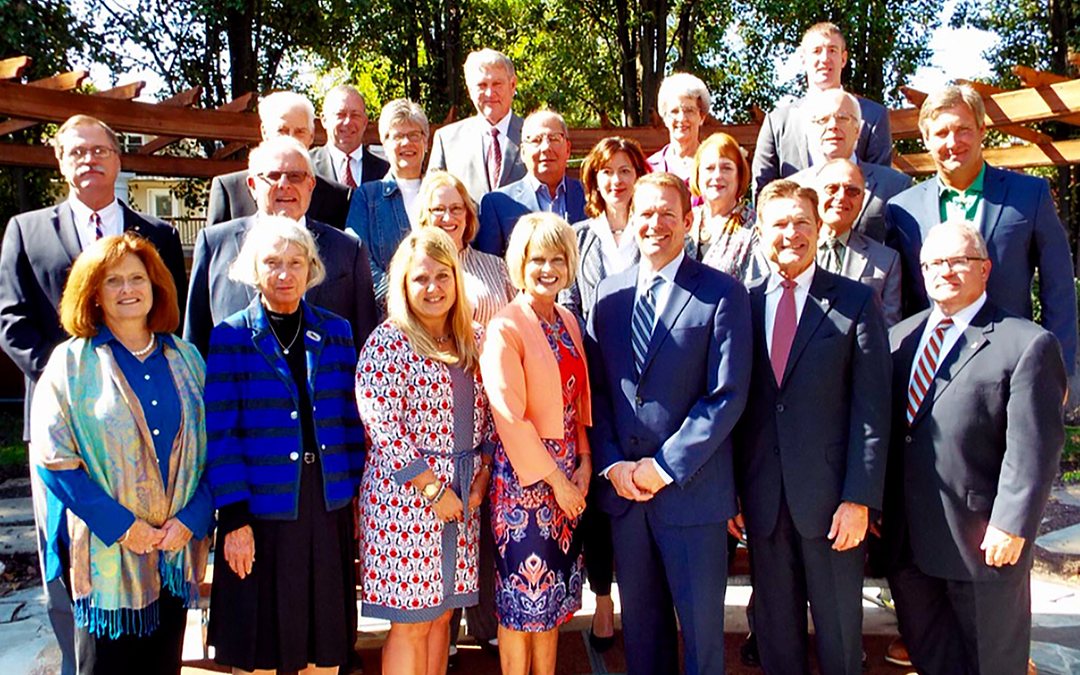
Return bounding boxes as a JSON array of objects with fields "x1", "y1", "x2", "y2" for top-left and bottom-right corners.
[
  {"x1": 588, "y1": 629, "x2": 616, "y2": 653},
  {"x1": 448, "y1": 646, "x2": 460, "y2": 671},
  {"x1": 740, "y1": 632, "x2": 761, "y2": 668}
]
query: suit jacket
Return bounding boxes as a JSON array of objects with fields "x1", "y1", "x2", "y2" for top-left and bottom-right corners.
[
  {"x1": 183, "y1": 215, "x2": 378, "y2": 358},
  {"x1": 585, "y1": 256, "x2": 752, "y2": 526},
  {"x1": 837, "y1": 231, "x2": 902, "y2": 327},
  {"x1": 882, "y1": 302, "x2": 1065, "y2": 581},
  {"x1": 310, "y1": 144, "x2": 390, "y2": 186},
  {"x1": 207, "y1": 170, "x2": 353, "y2": 230},
  {"x1": 428, "y1": 113, "x2": 527, "y2": 204},
  {"x1": 0, "y1": 200, "x2": 187, "y2": 438},
  {"x1": 735, "y1": 268, "x2": 891, "y2": 540},
  {"x1": 790, "y1": 161, "x2": 913, "y2": 242},
  {"x1": 752, "y1": 94, "x2": 894, "y2": 200},
  {"x1": 884, "y1": 164, "x2": 1078, "y2": 378},
  {"x1": 475, "y1": 177, "x2": 588, "y2": 256}
]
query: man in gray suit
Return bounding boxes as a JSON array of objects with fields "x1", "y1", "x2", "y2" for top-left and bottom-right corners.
[
  {"x1": 752, "y1": 22, "x2": 894, "y2": 200},
  {"x1": 810, "y1": 158, "x2": 901, "y2": 326},
  {"x1": 427, "y1": 48, "x2": 526, "y2": 203},
  {"x1": 185, "y1": 136, "x2": 377, "y2": 357},
  {"x1": 788, "y1": 89, "x2": 912, "y2": 242},
  {"x1": 207, "y1": 92, "x2": 352, "y2": 229},
  {"x1": 882, "y1": 221, "x2": 1065, "y2": 675},
  {"x1": 310, "y1": 85, "x2": 389, "y2": 188}
]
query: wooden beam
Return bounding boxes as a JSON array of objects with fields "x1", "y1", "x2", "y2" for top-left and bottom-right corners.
[
  {"x1": 0, "y1": 79, "x2": 148, "y2": 137},
  {"x1": 900, "y1": 86, "x2": 926, "y2": 107},
  {"x1": 27, "y1": 70, "x2": 89, "y2": 91},
  {"x1": 212, "y1": 141, "x2": 249, "y2": 160},
  {"x1": 0, "y1": 57, "x2": 31, "y2": 80},
  {"x1": 1013, "y1": 65, "x2": 1068, "y2": 88},
  {"x1": 895, "y1": 139, "x2": 1080, "y2": 175},
  {"x1": 0, "y1": 143, "x2": 245, "y2": 178},
  {"x1": 95, "y1": 81, "x2": 147, "y2": 100},
  {"x1": 954, "y1": 79, "x2": 1054, "y2": 143},
  {"x1": 138, "y1": 87, "x2": 204, "y2": 154}
]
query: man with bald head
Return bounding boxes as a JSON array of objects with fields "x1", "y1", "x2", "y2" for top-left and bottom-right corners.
[
  {"x1": 881, "y1": 221, "x2": 1065, "y2": 675},
  {"x1": 475, "y1": 108, "x2": 587, "y2": 255},
  {"x1": 310, "y1": 85, "x2": 389, "y2": 188},
  {"x1": 186, "y1": 136, "x2": 377, "y2": 356},
  {"x1": 788, "y1": 89, "x2": 912, "y2": 242},
  {"x1": 207, "y1": 91, "x2": 352, "y2": 229}
]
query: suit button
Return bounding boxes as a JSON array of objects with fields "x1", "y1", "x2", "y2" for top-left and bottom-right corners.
[
  {"x1": 290, "y1": 452, "x2": 300, "y2": 461},
  {"x1": 290, "y1": 410, "x2": 298, "y2": 420},
  {"x1": 775, "y1": 403, "x2": 785, "y2": 413},
  {"x1": 905, "y1": 435, "x2": 913, "y2": 443}
]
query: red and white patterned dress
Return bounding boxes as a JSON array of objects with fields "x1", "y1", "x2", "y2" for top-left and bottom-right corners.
[{"x1": 355, "y1": 322, "x2": 494, "y2": 622}]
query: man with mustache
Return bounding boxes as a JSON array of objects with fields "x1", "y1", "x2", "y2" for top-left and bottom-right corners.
[{"x1": 0, "y1": 114, "x2": 187, "y2": 675}]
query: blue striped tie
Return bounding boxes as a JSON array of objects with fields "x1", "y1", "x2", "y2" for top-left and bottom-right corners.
[{"x1": 632, "y1": 276, "x2": 660, "y2": 375}]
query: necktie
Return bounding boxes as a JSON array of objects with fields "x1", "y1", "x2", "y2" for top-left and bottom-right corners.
[
  {"x1": 632, "y1": 276, "x2": 660, "y2": 375},
  {"x1": 819, "y1": 237, "x2": 844, "y2": 273},
  {"x1": 343, "y1": 158, "x2": 358, "y2": 189},
  {"x1": 770, "y1": 280, "x2": 797, "y2": 385},
  {"x1": 487, "y1": 127, "x2": 502, "y2": 191},
  {"x1": 906, "y1": 318, "x2": 954, "y2": 424},
  {"x1": 90, "y1": 212, "x2": 104, "y2": 241}
]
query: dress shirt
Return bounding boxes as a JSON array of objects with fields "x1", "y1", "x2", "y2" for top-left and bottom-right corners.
[
  {"x1": 938, "y1": 162, "x2": 986, "y2": 223},
  {"x1": 588, "y1": 213, "x2": 638, "y2": 275},
  {"x1": 526, "y1": 173, "x2": 569, "y2": 220},
  {"x1": 68, "y1": 195, "x2": 122, "y2": 250},
  {"x1": 481, "y1": 112, "x2": 514, "y2": 169},
  {"x1": 764, "y1": 262, "x2": 817, "y2": 357},
  {"x1": 328, "y1": 144, "x2": 365, "y2": 185},
  {"x1": 908, "y1": 292, "x2": 988, "y2": 389},
  {"x1": 816, "y1": 229, "x2": 852, "y2": 272}
]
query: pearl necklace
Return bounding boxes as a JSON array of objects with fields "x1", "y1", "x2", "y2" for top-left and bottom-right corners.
[{"x1": 130, "y1": 335, "x2": 155, "y2": 357}]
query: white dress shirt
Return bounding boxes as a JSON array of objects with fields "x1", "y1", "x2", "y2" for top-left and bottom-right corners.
[
  {"x1": 588, "y1": 213, "x2": 638, "y2": 275},
  {"x1": 908, "y1": 292, "x2": 988, "y2": 388},
  {"x1": 328, "y1": 145, "x2": 364, "y2": 185},
  {"x1": 68, "y1": 196, "x2": 122, "y2": 251},
  {"x1": 764, "y1": 262, "x2": 817, "y2": 357}
]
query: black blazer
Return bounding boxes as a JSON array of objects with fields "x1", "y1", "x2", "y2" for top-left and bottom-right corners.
[
  {"x1": 310, "y1": 145, "x2": 390, "y2": 186},
  {"x1": 183, "y1": 215, "x2": 379, "y2": 358},
  {"x1": 881, "y1": 302, "x2": 1065, "y2": 581},
  {"x1": 735, "y1": 268, "x2": 891, "y2": 540},
  {"x1": 0, "y1": 200, "x2": 187, "y2": 438},
  {"x1": 207, "y1": 170, "x2": 353, "y2": 230}
]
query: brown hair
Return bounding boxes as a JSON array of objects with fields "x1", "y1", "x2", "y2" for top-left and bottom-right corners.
[
  {"x1": 631, "y1": 172, "x2": 692, "y2": 219},
  {"x1": 757, "y1": 179, "x2": 820, "y2": 216},
  {"x1": 580, "y1": 137, "x2": 649, "y2": 219},
  {"x1": 59, "y1": 232, "x2": 179, "y2": 338},
  {"x1": 691, "y1": 132, "x2": 751, "y2": 203},
  {"x1": 53, "y1": 115, "x2": 121, "y2": 160},
  {"x1": 417, "y1": 170, "x2": 480, "y2": 246},
  {"x1": 801, "y1": 22, "x2": 847, "y2": 50}
]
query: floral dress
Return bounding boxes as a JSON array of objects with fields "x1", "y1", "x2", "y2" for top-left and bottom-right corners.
[
  {"x1": 355, "y1": 322, "x2": 493, "y2": 622},
  {"x1": 490, "y1": 315, "x2": 587, "y2": 631}
]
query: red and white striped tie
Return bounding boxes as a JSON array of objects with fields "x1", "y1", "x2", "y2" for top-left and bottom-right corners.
[{"x1": 906, "y1": 317, "x2": 954, "y2": 424}]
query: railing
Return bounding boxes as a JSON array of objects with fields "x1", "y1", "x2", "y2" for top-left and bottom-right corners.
[{"x1": 164, "y1": 217, "x2": 206, "y2": 248}]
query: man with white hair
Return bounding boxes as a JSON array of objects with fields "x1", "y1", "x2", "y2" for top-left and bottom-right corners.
[
  {"x1": 207, "y1": 91, "x2": 352, "y2": 229},
  {"x1": 787, "y1": 89, "x2": 912, "y2": 242},
  {"x1": 427, "y1": 48, "x2": 527, "y2": 203},
  {"x1": 310, "y1": 85, "x2": 389, "y2": 188},
  {"x1": 752, "y1": 22, "x2": 894, "y2": 200},
  {"x1": 186, "y1": 136, "x2": 378, "y2": 357}
]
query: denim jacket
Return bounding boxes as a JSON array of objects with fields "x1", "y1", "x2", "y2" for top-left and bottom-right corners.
[{"x1": 345, "y1": 175, "x2": 411, "y2": 305}]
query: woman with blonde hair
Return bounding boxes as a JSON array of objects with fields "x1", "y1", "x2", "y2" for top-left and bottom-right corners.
[{"x1": 356, "y1": 228, "x2": 494, "y2": 675}]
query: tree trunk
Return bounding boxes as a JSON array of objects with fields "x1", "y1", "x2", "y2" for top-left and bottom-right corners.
[
  {"x1": 225, "y1": 0, "x2": 257, "y2": 98},
  {"x1": 614, "y1": 0, "x2": 640, "y2": 125},
  {"x1": 673, "y1": 0, "x2": 697, "y2": 71}
]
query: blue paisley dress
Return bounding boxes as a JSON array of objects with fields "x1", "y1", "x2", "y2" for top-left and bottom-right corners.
[{"x1": 490, "y1": 315, "x2": 586, "y2": 631}]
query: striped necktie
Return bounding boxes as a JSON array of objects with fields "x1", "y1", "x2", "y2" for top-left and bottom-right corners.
[
  {"x1": 343, "y1": 158, "x2": 358, "y2": 188},
  {"x1": 906, "y1": 317, "x2": 954, "y2": 424},
  {"x1": 487, "y1": 127, "x2": 502, "y2": 191},
  {"x1": 90, "y1": 212, "x2": 104, "y2": 240},
  {"x1": 632, "y1": 276, "x2": 661, "y2": 375}
]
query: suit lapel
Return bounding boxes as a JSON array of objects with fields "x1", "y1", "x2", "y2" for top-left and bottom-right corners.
[
  {"x1": 792, "y1": 98, "x2": 810, "y2": 169},
  {"x1": 781, "y1": 269, "x2": 835, "y2": 387},
  {"x1": 894, "y1": 315, "x2": 928, "y2": 414},
  {"x1": 55, "y1": 202, "x2": 81, "y2": 264},
  {"x1": 517, "y1": 180, "x2": 541, "y2": 214},
  {"x1": 857, "y1": 166, "x2": 877, "y2": 224},
  {"x1": 978, "y1": 165, "x2": 1006, "y2": 243},
  {"x1": 639, "y1": 258, "x2": 699, "y2": 380},
  {"x1": 747, "y1": 277, "x2": 775, "y2": 389},
  {"x1": 842, "y1": 233, "x2": 871, "y2": 280},
  {"x1": 120, "y1": 201, "x2": 148, "y2": 240},
  {"x1": 928, "y1": 306, "x2": 994, "y2": 406},
  {"x1": 501, "y1": 114, "x2": 523, "y2": 186}
]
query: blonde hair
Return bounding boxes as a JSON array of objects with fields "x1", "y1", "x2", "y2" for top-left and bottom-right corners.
[
  {"x1": 918, "y1": 84, "x2": 986, "y2": 136},
  {"x1": 505, "y1": 212, "x2": 579, "y2": 291},
  {"x1": 417, "y1": 171, "x2": 479, "y2": 246},
  {"x1": 386, "y1": 229, "x2": 480, "y2": 373}
]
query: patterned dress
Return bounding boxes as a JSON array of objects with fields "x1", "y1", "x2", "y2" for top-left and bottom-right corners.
[
  {"x1": 688, "y1": 202, "x2": 759, "y2": 283},
  {"x1": 490, "y1": 315, "x2": 586, "y2": 631},
  {"x1": 355, "y1": 322, "x2": 493, "y2": 622}
]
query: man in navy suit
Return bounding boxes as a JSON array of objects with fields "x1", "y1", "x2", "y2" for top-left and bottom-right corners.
[
  {"x1": 586, "y1": 172, "x2": 752, "y2": 675},
  {"x1": 733, "y1": 180, "x2": 890, "y2": 675},
  {"x1": 475, "y1": 109, "x2": 587, "y2": 256},
  {"x1": 885, "y1": 83, "x2": 1078, "y2": 400},
  {"x1": 0, "y1": 115, "x2": 187, "y2": 675}
]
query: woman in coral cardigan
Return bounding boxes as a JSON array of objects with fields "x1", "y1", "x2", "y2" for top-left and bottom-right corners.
[{"x1": 480, "y1": 212, "x2": 592, "y2": 675}]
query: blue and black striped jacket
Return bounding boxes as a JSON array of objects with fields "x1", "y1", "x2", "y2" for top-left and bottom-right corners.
[{"x1": 205, "y1": 298, "x2": 365, "y2": 519}]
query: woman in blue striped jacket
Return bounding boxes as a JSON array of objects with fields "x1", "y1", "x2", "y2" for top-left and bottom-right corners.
[{"x1": 204, "y1": 216, "x2": 365, "y2": 675}]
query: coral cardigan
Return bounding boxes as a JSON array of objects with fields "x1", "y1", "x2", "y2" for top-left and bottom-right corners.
[{"x1": 480, "y1": 294, "x2": 592, "y2": 486}]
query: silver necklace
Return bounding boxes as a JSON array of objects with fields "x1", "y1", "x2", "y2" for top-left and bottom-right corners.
[
  {"x1": 130, "y1": 335, "x2": 155, "y2": 357},
  {"x1": 433, "y1": 334, "x2": 452, "y2": 344},
  {"x1": 267, "y1": 316, "x2": 302, "y2": 354}
]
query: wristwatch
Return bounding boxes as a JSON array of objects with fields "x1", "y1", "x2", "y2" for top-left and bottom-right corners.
[{"x1": 422, "y1": 480, "x2": 443, "y2": 502}]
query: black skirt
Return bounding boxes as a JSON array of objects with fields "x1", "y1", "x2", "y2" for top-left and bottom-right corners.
[{"x1": 208, "y1": 456, "x2": 357, "y2": 672}]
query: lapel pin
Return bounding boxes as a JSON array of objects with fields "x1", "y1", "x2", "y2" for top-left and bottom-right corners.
[{"x1": 306, "y1": 330, "x2": 321, "y2": 342}]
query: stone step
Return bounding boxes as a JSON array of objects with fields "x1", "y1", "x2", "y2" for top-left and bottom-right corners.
[
  {"x1": 0, "y1": 478, "x2": 30, "y2": 500},
  {"x1": 1037, "y1": 522, "x2": 1080, "y2": 555},
  {"x1": 0, "y1": 499, "x2": 33, "y2": 527},
  {"x1": 0, "y1": 526, "x2": 36, "y2": 555}
]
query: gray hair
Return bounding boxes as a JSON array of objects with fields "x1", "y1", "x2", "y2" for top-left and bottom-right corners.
[
  {"x1": 322, "y1": 85, "x2": 365, "y2": 111},
  {"x1": 523, "y1": 108, "x2": 569, "y2": 136},
  {"x1": 918, "y1": 84, "x2": 985, "y2": 136},
  {"x1": 805, "y1": 89, "x2": 862, "y2": 127},
  {"x1": 247, "y1": 136, "x2": 315, "y2": 177},
  {"x1": 258, "y1": 91, "x2": 316, "y2": 132},
  {"x1": 464, "y1": 48, "x2": 516, "y2": 82},
  {"x1": 922, "y1": 220, "x2": 989, "y2": 259},
  {"x1": 228, "y1": 215, "x2": 327, "y2": 290},
  {"x1": 378, "y1": 98, "x2": 431, "y2": 142},
  {"x1": 657, "y1": 72, "x2": 711, "y2": 116}
]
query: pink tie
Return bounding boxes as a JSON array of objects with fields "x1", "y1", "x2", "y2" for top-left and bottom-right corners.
[
  {"x1": 343, "y1": 159, "x2": 357, "y2": 189},
  {"x1": 487, "y1": 128, "x2": 502, "y2": 190},
  {"x1": 771, "y1": 280, "x2": 797, "y2": 385},
  {"x1": 906, "y1": 318, "x2": 954, "y2": 424},
  {"x1": 90, "y1": 212, "x2": 104, "y2": 240}
]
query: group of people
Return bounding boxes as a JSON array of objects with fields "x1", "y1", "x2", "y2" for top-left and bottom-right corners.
[{"x1": 0, "y1": 18, "x2": 1074, "y2": 675}]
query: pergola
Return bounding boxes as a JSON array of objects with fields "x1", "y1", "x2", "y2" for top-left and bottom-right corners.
[{"x1": 2, "y1": 56, "x2": 1080, "y2": 180}]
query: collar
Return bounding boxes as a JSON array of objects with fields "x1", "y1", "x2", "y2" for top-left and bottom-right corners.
[
  {"x1": 821, "y1": 229, "x2": 852, "y2": 248},
  {"x1": 525, "y1": 172, "x2": 567, "y2": 198},
  {"x1": 90, "y1": 323, "x2": 177, "y2": 350},
  {"x1": 928, "y1": 292, "x2": 987, "y2": 333},
  {"x1": 938, "y1": 162, "x2": 987, "y2": 197},
  {"x1": 484, "y1": 112, "x2": 514, "y2": 139},
  {"x1": 637, "y1": 250, "x2": 684, "y2": 290},
  {"x1": 327, "y1": 143, "x2": 364, "y2": 166},
  {"x1": 68, "y1": 194, "x2": 120, "y2": 225},
  {"x1": 765, "y1": 261, "x2": 816, "y2": 294}
]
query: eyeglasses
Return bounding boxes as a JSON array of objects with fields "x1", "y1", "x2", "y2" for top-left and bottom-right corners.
[
  {"x1": 523, "y1": 133, "x2": 567, "y2": 147},
  {"x1": 810, "y1": 112, "x2": 857, "y2": 126},
  {"x1": 429, "y1": 205, "x2": 467, "y2": 217},
  {"x1": 65, "y1": 146, "x2": 117, "y2": 160},
  {"x1": 386, "y1": 131, "x2": 426, "y2": 143},
  {"x1": 822, "y1": 183, "x2": 864, "y2": 198},
  {"x1": 255, "y1": 171, "x2": 311, "y2": 185},
  {"x1": 920, "y1": 256, "x2": 987, "y2": 273}
]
